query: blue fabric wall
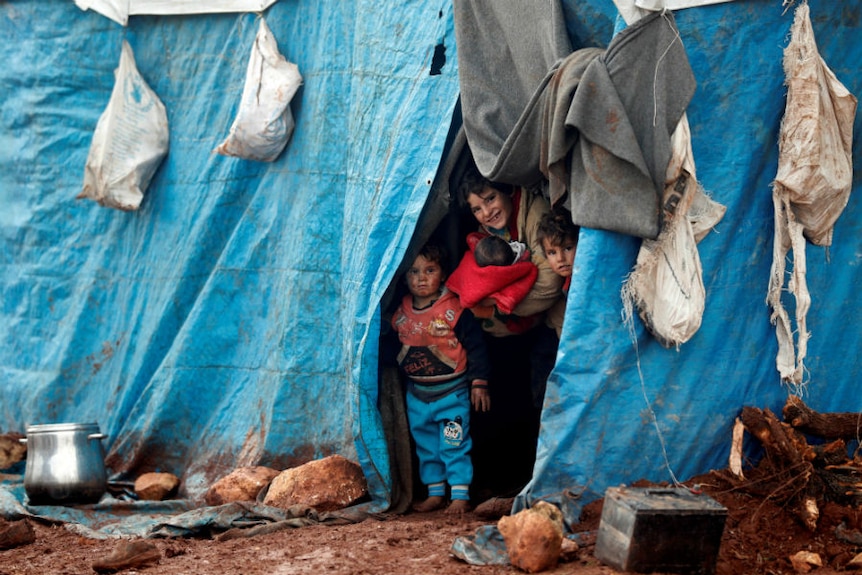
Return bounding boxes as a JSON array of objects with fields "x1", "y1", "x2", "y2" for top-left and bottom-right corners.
[
  {"x1": 1, "y1": 0, "x2": 460, "y2": 506},
  {"x1": 527, "y1": 0, "x2": 862, "y2": 509}
]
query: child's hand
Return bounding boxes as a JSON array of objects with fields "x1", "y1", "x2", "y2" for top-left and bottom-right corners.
[{"x1": 470, "y1": 381, "x2": 490, "y2": 412}]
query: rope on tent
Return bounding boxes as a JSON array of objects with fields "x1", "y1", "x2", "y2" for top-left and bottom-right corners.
[{"x1": 623, "y1": 306, "x2": 683, "y2": 488}]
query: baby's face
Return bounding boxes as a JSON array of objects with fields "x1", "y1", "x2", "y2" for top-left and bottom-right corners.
[{"x1": 542, "y1": 237, "x2": 576, "y2": 277}]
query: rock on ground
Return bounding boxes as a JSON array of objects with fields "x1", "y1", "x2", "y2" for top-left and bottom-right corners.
[
  {"x1": 205, "y1": 466, "x2": 280, "y2": 506},
  {"x1": 263, "y1": 454, "x2": 367, "y2": 512}
]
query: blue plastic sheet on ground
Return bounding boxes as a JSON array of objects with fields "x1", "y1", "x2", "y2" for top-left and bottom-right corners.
[
  {"x1": 0, "y1": 473, "x2": 336, "y2": 539},
  {"x1": 451, "y1": 524, "x2": 509, "y2": 565}
]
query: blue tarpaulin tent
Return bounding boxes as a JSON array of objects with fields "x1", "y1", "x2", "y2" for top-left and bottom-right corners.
[{"x1": 1, "y1": 0, "x2": 861, "y2": 536}]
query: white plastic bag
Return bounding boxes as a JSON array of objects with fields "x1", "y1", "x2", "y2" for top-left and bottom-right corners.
[
  {"x1": 215, "y1": 18, "x2": 302, "y2": 162},
  {"x1": 78, "y1": 40, "x2": 169, "y2": 211},
  {"x1": 622, "y1": 175, "x2": 704, "y2": 349},
  {"x1": 767, "y1": 2, "x2": 857, "y2": 387},
  {"x1": 773, "y1": 2, "x2": 856, "y2": 248},
  {"x1": 622, "y1": 115, "x2": 725, "y2": 349}
]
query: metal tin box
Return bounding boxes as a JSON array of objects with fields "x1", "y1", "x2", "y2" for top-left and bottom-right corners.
[{"x1": 594, "y1": 486, "x2": 727, "y2": 574}]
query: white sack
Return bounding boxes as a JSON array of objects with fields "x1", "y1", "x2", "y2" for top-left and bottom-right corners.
[
  {"x1": 621, "y1": 175, "x2": 708, "y2": 349},
  {"x1": 767, "y1": 2, "x2": 857, "y2": 387},
  {"x1": 78, "y1": 40, "x2": 169, "y2": 211},
  {"x1": 622, "y1": 115, "x2": 725, "y2": 349},
  {"x1": 773, "y1": 2, "x2": 856, "y2": 248},
  {"x1": 215, "y1": 18, "x2": 302, "y2": 162}
]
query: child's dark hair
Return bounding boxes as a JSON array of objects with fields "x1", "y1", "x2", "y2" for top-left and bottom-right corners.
[
  {"x1": 474, "y1": 235, "x2": 512, "y2": 267},
  {"x1": 537, "y1": 208, "x2": 579, "y2": 247},
  {"x1": 457, "y1": 168, "x2": 513, "y2": 208},
  {"x1": 417, "y1": 243, "x2": 447, "y2": 271}
]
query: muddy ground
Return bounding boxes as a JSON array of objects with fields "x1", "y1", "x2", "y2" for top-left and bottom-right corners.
[{"x1": 2, "y1": 469, "x2": 862, "y2": 575}]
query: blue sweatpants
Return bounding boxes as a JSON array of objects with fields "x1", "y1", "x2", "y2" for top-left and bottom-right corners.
[{"x1": 406, "y1": 386, "x2": 473, "y2": 492}]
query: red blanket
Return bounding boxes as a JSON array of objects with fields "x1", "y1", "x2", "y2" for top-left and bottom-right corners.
[{"x1": 446, "y1": 233, "x2": 538, "y2": 315}]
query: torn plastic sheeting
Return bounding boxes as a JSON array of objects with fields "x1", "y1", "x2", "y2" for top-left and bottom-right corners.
[
  {"x1": 74, "y1": 0, "x2": 279, "y2": 26},
  {"x1": 144, "y1": 501, "x2": 318, "y2": 538},
  {"x1": 0, "y1": 476, "x2": 319, "y2": 540},
  {"x1": 451, "y1": 525, "x2": 509, "y2": 566},
  {"x1": 772, "y1": 1, "x2": 856, "y2": 249},
  {"x1": 0, "y1": 478, "x2": 192, "y2": 537},
  {"x1": 767, "y1": 1, "x2": 857, "y2": 387}
]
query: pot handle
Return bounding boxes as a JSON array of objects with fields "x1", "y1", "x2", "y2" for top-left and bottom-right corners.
[
  {"x1": 88, "y1": 433, "x2": 107, "y2": 441},
  {"x1": 19, "y1": 438, "x2": 26, "y2": 444}
]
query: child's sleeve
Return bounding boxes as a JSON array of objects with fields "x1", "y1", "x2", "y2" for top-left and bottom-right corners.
[{"x1": 454, "y1": 309, "x2": 491, "y2": 383}]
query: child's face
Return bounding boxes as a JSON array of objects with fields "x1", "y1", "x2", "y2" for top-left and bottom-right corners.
[
  {"x1": 406, "y1": 255, "x2": 445, "y2": 305},
  {"x1": 542, "y1": 237, "x2": 576, "y2": 278},
  {"x1": 467, "y1": 186, "x2": 513, "y2": 232}
]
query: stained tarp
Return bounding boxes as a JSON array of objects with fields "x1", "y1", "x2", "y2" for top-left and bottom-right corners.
[
  {"x1": 523, "y1": 0, "x2": 862, "y2": 517},
  {"x1": 1, "y1": 0, "x2": 862, "y2": 542},
  {"x1": 1, "y1": 0, "x2": 460, "y2": 527}
]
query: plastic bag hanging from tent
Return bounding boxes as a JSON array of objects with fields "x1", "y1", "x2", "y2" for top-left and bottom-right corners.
[
  {"x1": 78, "y1": 40, "x2": 169, "y2": 211},
  {"x1": 767, "y1": 1, "x2": 857, "y2": 386},
  {"x1": 215, "y1": 18, "x2": 302, "y2": 163},
  {"x1": 773, "y1": 1, "x2": 856, "y2": 248},
  {"x1": 621, "y1": 114, "x2": 725, "y2": 349}
]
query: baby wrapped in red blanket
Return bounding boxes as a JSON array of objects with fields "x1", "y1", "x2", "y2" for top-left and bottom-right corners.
[{"x1": 446, "y1": 232, "x2": 538, "y2": 317}]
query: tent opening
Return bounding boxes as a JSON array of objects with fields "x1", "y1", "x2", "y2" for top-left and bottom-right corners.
[{"x1": 379, "y1": 124, "x2": 556, "y2": 509}]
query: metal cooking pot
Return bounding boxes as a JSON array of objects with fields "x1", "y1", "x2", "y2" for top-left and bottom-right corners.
[{"x1": 20, "y1": 422, "x2": 108, "y2": 505}]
